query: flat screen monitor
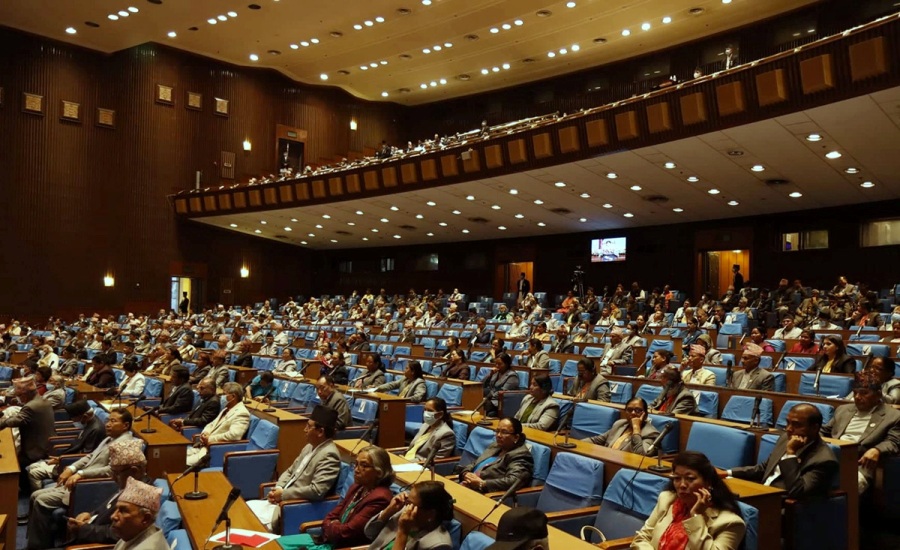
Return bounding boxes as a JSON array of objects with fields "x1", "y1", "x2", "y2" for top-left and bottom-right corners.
[{"x1": 591, "y1": 237, "x2": 627, "y2": 262}]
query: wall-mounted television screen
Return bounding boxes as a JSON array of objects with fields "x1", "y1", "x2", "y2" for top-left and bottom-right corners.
[{"x1": 591, "y1": 237, "x2": 627, "y2": 262}]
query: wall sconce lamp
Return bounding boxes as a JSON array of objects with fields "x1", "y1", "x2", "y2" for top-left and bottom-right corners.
[
  {"x1": 242, "y1": 139, "x2": 252, "y2": 152},
  {"x1": 240, "y1": 265, "x2": 250, "y2": 278},
  {"x1": 349, "y1": 119, "x2": 358, "y2": 131},
  {"x1": 103, "y1": 274, "x2": 115, "y2": 287}
]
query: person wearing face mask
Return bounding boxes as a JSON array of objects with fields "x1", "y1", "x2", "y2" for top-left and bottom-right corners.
[
  {"x1": 404, "y1": 398, "x2": 456, "y2": 461},
  {"x1": 25, "y1": 400, "x2": 105, "y2": 492},
  {"x1": 42, "y1": 374, "x2": 67, "y2": 409},
  {"x1": 185, "y1": 381, "x2": 250, "y2": 467},
  {"x1": 572, "y1": 323, "x2": 596, "y2": 344}
]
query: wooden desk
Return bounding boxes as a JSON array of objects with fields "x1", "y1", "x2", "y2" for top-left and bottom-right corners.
[
  {"x1": 243, "y1": 399, "x2": 309, "y2": 473},
  {"x1": 0, "y1": 432, "x2": 18, "y2": 550},
  {"x1": 167, "y1": 471, "x2": 280, "y2": 550},
  {"x1": 229, "y1": 366, "x2": 257, "y2": 387},
  {"x1": 451, "y1": 414, "x2": 786, "y2": 550},
  {"x1": 342, "y1": 389, "x2": 408, "y2": 448},
  {"x1": 386, "y1": 369, "x2": 483, "y2": 410},
  {"x1": 67, "y1": 380, "x2": 109, "y2": 403},
  {"x1": 101, "y1": 403, "x2": 188, "y2": 478},
  {"x1": 335, "y1": 439, "x2": 599, "y2": 550}
]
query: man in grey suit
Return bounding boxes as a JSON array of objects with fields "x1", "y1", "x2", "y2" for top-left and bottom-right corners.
[
  {"x1": 729, "y1": 403, "x2": 838, "y2": 499},
  {"x1": 731, "y1": 343, "x2": 775, "y2": 391},
  {"x1": 597, "y1": 327, "x2": 634, "y2": 374},
  {"x1": 42, "y1": 374, "x2": 67, "y2": 409},
  {"x1": 26, "y1": 408, "x2": 134, "y2": 549},
  {"x1": 248, "y1": 406, "x2": 342, "y2": 531},
  {"x1": 0, "y1": 376, "x2": 56, "y2": 470},
  {"x1": 316, "y1": 375, "x2": 351, "y2": 430},
  {"x1": 522, "y1": 339, "x2": 550, "y2": 370},
  {"x1": 821, "y1": 371, "x2": 900, "y2": 493},
  {"x1": 26, "y1": 400, "x2": 106, "y2": 491}
]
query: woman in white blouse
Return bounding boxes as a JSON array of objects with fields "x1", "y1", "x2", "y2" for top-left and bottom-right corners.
[{"x1": 117, "y1": 361, "x2": 146, "y2": 398}]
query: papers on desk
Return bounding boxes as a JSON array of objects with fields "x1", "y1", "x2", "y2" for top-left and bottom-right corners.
[
  {"x1": 209, "y1": 528, "x2": 278, "y2": 548},
  {"x1": 455, "y1": 410, "x2": 476, "y2": 416},
  {"x1": 103, "y1": 401, "x2": 131, "y2": 409},
  {"x1": 393, "y1": 462, "x2": 426, "y2": 472}
]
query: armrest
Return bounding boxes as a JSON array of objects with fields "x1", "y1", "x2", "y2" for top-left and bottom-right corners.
[
  {"x1": 59, "y1": 453, "x2": 88, "y2": 468},
  {"x1": 300, "y1": 520, "x2": 324, "y2": 533},
  {"x1": 484, "y1": 486, "x2": 544, "y2": 499},
  {"x1": 545, "y1": 505, "x2": 600, "y2": 521},
  {"x1": 259, "y1": 482, "x2": 277, "y2": 499},
  {"x1": 597, "y1": 536, "x2": 635, "y2": 549},
  {"x1": 279, "y1": 494, "x2": 341, "y2": 509}
]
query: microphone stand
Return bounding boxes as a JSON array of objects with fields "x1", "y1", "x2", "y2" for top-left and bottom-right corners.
[
  {"x1": 184, "y1": 468, "x2": 208, "y2": 500},
  {"x1": 216, "y1": 516, "x2": 242, "y2": 550},
  {"x1": 647, "y1": 453, "x2": 672, "y2": 473},
  {"x1": 140, "y1": 408, "x2": 157, "y2": 434}
]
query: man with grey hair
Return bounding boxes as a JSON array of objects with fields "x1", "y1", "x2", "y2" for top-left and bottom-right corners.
[
  {"x1": 185, "y1": 381, "x2": 250, "y2": 466},
  {"x1": 43, "y1": 374, "x2": 67, "y2": 409}
]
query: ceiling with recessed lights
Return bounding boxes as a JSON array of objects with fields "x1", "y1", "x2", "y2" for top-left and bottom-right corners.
[
  {"x1": 0, "y1": 0, "x2": 817, "y2": 105},
  {"x1": 192, "y1": 87, "x2": 900, "y2": 249}
]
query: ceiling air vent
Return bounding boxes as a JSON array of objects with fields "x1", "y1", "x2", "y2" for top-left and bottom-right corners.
[
  {"x1": 467, "y1": 217, "x2": 489, "y2": 223},
  {"x1": 399, "y1": 225, "x2": 416, "y2": 230},
  {"x1": 550, "y1": 207, "x2": 572, "y2": 215},
  {"x1": 765, "y1": 178, "x2": 790, "y2": 186},
  {"x1": 643, "y1": 195, "x2": 670, "y2": 203},
  {"x1": 536, "y1": 10, "x2": 553, "y2": 17},
  {"x1": 396, "y1": 8, "x2": 411, "y2": 15},
  {"x1": 335, "y1": 230, "x2": 352, "y2": 236},
  {"x1": 465, "y1": 34, "x2": 479, "y2": 41},
  {"x1": 275, "y1": 235, "x2": 288, "y2": 239}
]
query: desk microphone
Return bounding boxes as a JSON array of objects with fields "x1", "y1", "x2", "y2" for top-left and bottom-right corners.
[
  {"x1": 747, "y1": 395, "x2": 767, "y2": 432},
  {"x1": 460, "y1": 476, "x2": 526, "y2": 542},
  {"x1": 349, "y1": 419, "x2": 379, "y2": 454},
  {"x1": 724, "y1": 360, "x2": 733, "y2": 389},
  {"x1": 135, "y1": 406, "x2": 159, "y2": 421},
  {"x1": 174, "y1": 455, "x2": 211, "y2": 500},
  {"x1": 402, "y1": 444, "x2": 441, "y2": 489},
  {"x1": 775, "y1": 352, "x2": 787, "y2": 370},
  {"x1": 471, "y1": 397, "x2": 492, "y2": 426},
  {"x1": 207, "y1": 487, "x2": 243, "y2": 550},
  {"x1": 646, "y1": 423, "x2": 675, "y2": 473},
  {"x1": 553, "y1": 402, "x2": 577, "y2": 449},
  {"x1": 813, "y1": 367, "x2": 822, "y2": 396}
]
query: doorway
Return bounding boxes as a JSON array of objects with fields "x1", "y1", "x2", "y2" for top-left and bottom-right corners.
[
  {"x1": 170, "y1": 277, "x2": 203, "y2": 315},
  {"x1": 496, "y1": 262, "x2": 534, "y2": 305},
  {"x1": 277, "y1": 138, "x2": 304, "y2": 172},
  {"x1": 700, "y1": 250, "x2": 749, "y2": 298}
]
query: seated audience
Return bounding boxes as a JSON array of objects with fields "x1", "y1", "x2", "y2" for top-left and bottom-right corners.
[
  {"x1": 455, "y1": 417, "x2": 534, "y2": 493},
  {"x1": 0, "y1": 376, "x2": 56, "y2": 471},
  {"x1": 482, "y1": 352, "x2": 519, "y2": 417},
  {"x1": 245, "y1": 370, "x2": 277, "y2": 401},
  {"x1": 185, "y1": 382, "x2": 250, "y2": 466},
  {"x1": 116, "y1": 360, "x2": 146, "y2": 398},
  {"x1": 773, "y1": 316, "x2": 803, "y2": 339},
  {"x1": 681, "y1": 344, "x2": 717, "y2": 386},
  {"x1": 441, "y1": 349, "x2": 470, "y2": 380},
  {"x1": 110, "y1": 478, "x2": 167, "y2": 550},
  {"x1": 789, "y1": 329, "x2": 820, "y2": 354},
  {"x1": 316, "y1": 375, "x2": 351, "y2": 430},
  {"x1": 585, "y1": 397, "x2": 659, "y2": 456},
  {"x1": 365, "y1": 481, "x2": 454, "y2": 550},
  {"x1": 514, "y1": 374, "x2": 560, "y2": 431},
  {"x1": 156, "y1": 366, "x2": 193, "y2": 415},
  {"x1": 168, "y1": 377, "x2": 221, "y2": 431},
  {"x1": 650, "y1": 366, "x2": 698, "y2": 415},
  {"x1": 405, "y1": 397, "x2": 456, "y2": 461},
  {"x1": 376, "y1": 360, "x2": 427, "y2": 402},
  {"x1": 486, "y1": 507, "x2": 548, "y2": 550},
  {"x1": 353, "y1": 353, "x2": 387, "y2": 389},
  {"x1": 632, "y1": 451, "x2": 746, "y2": 550},
  {"x1": 645, "y1": 349, "x2": 673, "y2": 380},
  {"x1": 522, "y1": 338, "x2": 550, "y2": 370},
  {"x1": 567, "y1": 357, "x2": 611, "y2": 402},
  {"x1": 598, "y1": 326, "x2": 634, "y2": 373},
  {"x1": 732, "y1": 343, "x2": 775, "y2": 391},
  {"x1": 26, "y1": 400, "x2": 105, "y2": 492},
  {"x1": 808, "y1": 335, "x2": 856, "y2": 374}
]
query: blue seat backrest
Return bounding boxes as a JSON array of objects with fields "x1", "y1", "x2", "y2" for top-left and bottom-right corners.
[
  {"x1": 798, "y1": 373, "x2": 852, "y2": 397},
  {"x1": 608, "y1": 381, "x2": 633, "y2": 404},
  {"x1": 526, "y1": 440, "x2": 552, "y2": 484},
  {"x1": 547, "y1": 359, "x2": 561, "y2": 374},
  {"x1": 144, "y1": 378, "x2": 164, "y2": 398},
  {"x1": 758, "y1": 355, "x2": 773, "y2": 368},
  {"x1": 722, "y1": 396, "x2": 774, "y2": 427},
  {"x1": 276, "y1": 380, "x2": 298, "y2": 400},
  {"x1": 685, "y1": 422, "x2": 754, "y2": 470},
  {"x1": 436, "y1": 384, "x2": 463, "y2": 407},
  {"x1": 423, "y1": 380, "x2": 439, "y2": 399},
  {"x1": 500, "y1": 391, "x2": 527, "y2": 417},
  {"x1": 590, "y1": 468, "x2": 671, "y2": 543},
  {"x1": 0, "y1": 366, "x2": 13, "y2": 381},
  {"x1": 648, "y1": 415, "x2": 679, "y2": 454},
  {"x1": 765, "y1": 339, "x2": 786, "y2": 352},
  {"x1": 738, "y1": 501, "x2": 760, "y2": 550},
  {"x1": 561, "y1": 360, "x2": 579, "y2": 377},
  {"x1": 635, "y1": 385, "x2": 662, "y2": 404},
  {"x1": 583, "y1": 347, "x2": 605, "y2": 358},
  {"x1": 689, "y1": 389, "x2": 719, "y2": 418},
  {"x1": 781, "y1": 356, "x2": 815, "y2": 371},
  {"x1": 289, "y1": 383, "x2": 315, "y2": 407},
  {"x1": 460, "y1": 531, "x2": 495, "y2": 550},
  {"x1": 757, "y1": 433, "x2": 779, "y2": 463},
  {"x1": 351, "y1": 398, "x2": 379, "y2": 424},
  {"x1": 452, "y1": 422, "x2": 469, "y2": 454},
  {"x1": 537, "y1": 452, "x2": 604, "y2": 512},
  {"x1": 771, "y1": 371, "x2": 786, "y2": 392},
  {"x1": 459, "y1": 426, "x2": 495, "y2": 468},
  {"x1": 775, "y1": 400, "x2": 835, "y2": 429},
  {"x1": 705, "y1": 367, "x2": 728, "y2": 387},
  {"x1": 248, "y1": 419, "x2": 279, "y2": 450},
  {"x1": 515, "y1": 371, "x2": 528, "y2": 388},
  {"x1": 246, "y1": 414, "x2": 261, "y2": 438},
  {"x1": 571, "y1": 403, "x2": 620, "y2": 439}
]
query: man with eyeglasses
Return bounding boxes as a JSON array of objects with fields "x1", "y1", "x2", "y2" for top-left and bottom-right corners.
[
  {"x1": 455, "y1": 418, "x2": 533, "y2": 493},
  {"x1": 316, "y1": 375, "x2": 350, "y2": 430}
]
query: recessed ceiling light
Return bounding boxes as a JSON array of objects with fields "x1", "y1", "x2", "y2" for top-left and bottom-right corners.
[
  {"x1": 300, "y1": 41, "x2": 309, "y2": 47},
  {"x1": 559, "y1": 48, "x2": 568, "y2": 55},
  {"x1": 534, "y1": 199, "x2": 544, "y2": 205},
  {"x1": 514, "y1": 20, "x2": 523, "y2": 26},
  {"x1": 751, "y1": 165, "x2": 765, "y2": 172},
  {"x1": 439, "y1": 222, "x2": 448, "y2": 227},
  {"x1": 311, "y1": 38, "x2": 319, "y2": 44},
  {"x1": 662, "y1": 16, "x2": 672, "y2": 24},
  {"x1": 364, "y1": 20, "x2": 374, "y2": 26},
  {"x1": 390, "y1": 206, "x2": 399, "y2": 211},
  {"x1": 260, "y1": 220, "x2": 267, "y2": 224},
  {"x1": 664, "y1": 162, "x2": 676, "y2": 169},
  {"x1": 537, "y1": 222, "x2": 546, "y2": 227},
  {"x1": 355, "y1": 210, "x2": 363, "y2": 215},
  {"x1": 547, "y1": 52, "x2": 556, "y2": 58},
  {"x1": 229, "y1": 223, "x2": 238, "y2": 227},
  {"x1": 845, "y1": 167, "x2": 859, "y2": 174},
  {"x1": 284, "y1": 227, "x2": 292, "y2": 231},
  {"x1": 330, "y1": 239, "x2": 338, "y2": 243},
  {"x1": 641, "y1": 22, "x2": 651, "y2": 31},
  {"x1": 381, "y1": 92, "x2": 389, "y2": 97},
  {"x1": 491, "y1": 205, "x2": 501, "y2": 210},
  {"x1": 466, "y1": 195, "x2": 476, "y2": 200},
  {"x1": 167, "y1": 31, "x2": 177, "y2": 38},
  {"x1": 580, "y1": 193, "x2": 590, "y2": 198},
  {"x1": 502, "y1": 63, "x2": 510, "y2": 70},
  {"x1": 708, "y1": 189, "x2": 720, "y2": 195},
  {"x1": 423, "y1": 48, "x2": 431, "y2": 54},
  {"x1": 452, "y1": 210, "x2": 461, "y2": 215},
  {"x1": 622, "y1": 29, "x2": 631, "y2": 36},
  {"x1": 502, "y1": 24, "x2": 511, "y2": 30},
  {"x1": 623, "y1": 213, "x2": 634, "y2": 218},
  {"x1": 228, "y1": 11, "x2": 238, "y2": 17},
  {"x1": 128, "y1": 6, "x2": 139, "y2": 13},
  {"x1": 375, "y1": 16, "x2": 385, "y2": 23},
  {"x1": 825, "y1": 151, "x2": 842, "y2": 159},
  {"x1": 603, "y1": 203, "x2": 613, "y2": 208},
  {"x1": 566, "y1": 1, "x2": 576, "y2": 7},
  {"x1": 109, "y1": 14, "x2": 119, "y2": 20},
  {"x1": 119, "y1": 11, "x2": 130, "y2": 17},
  {"x1": 422, "y1": 0, "x2": 432, "y2": 5},
  {"x1": 630, "y1": 185, "x2": 642, "y2": 191},
  {"x1": 445, "y1": 42, "x2": 453, "y2": 47},
  {"x1": 427, "y1": 232, "x2": 434, "y2": 237},
  {"x1": 462, "y1": 229, "x2": 470, "y2": 234},
  {"x1": 806, "y1": 133, "x2": 822, "y2": 142},
  {"x1": 426, "y1": 201, "x2": 437, "y2": 207},
  {"x1": 393, "y1": 235, "x2": 401, "y2": 239},
  {"x1": 362, "y1": 237, "x2": 368, "y2": 241},
  {"x1": 571, "y1": 44, "x2": 580, "y2": 51},
  {"x1": 722, "y1": 0, "x2": 732, "y2": 4},
  {"x1": 254, "y1": 229, "x2": 261, "y2": 234},
  {"x1": 490, "y1": 28, "x2": 499, "y2": 34},
  {"x1": 315, "y1": 224, "x2": 323, "y2": 229},
  {"x1": 348, "y1": 222, "x2": 356, "y2": 226},
  {"x1": 789, "y1": 192, "x2": 803, "y2": 198},
  {"x1": 728, "y1": 200, "x2": 739, "y2": 206},
  {"x1": 515, "y1": 214, "x2": 524, "y2": 219},
  {"x1": 606, "y1": 172, "x2": 617, "y2": 179},
  {"x1": 354, "y1": 24, "x2": 363, "y2": 30},
  {"x1": 439, "y1": 78, "x2": 447, "y2": 84},
  {"x1": 860, "y1": 181, "x2": 875, "y2": 188},
  {"x1": 217, "y1": 15, "x2": 227, "y2": 21},
  {"x1": 380, "y1": 218, "x2": 389, "y2": 223},
  {"x1": 415, "y1": 214, "x2": 423, "y2": 219},
  {"x1": 309, "y1": 233, "x2": 316, "y2": 237},
  {"x1": 554, "y1": 181, "x2": 566, "y2": 187},
  {"x1": 290, "y1": 218, "x2": 298, "y2": 222},
  {"x1": 687, "y1": 176, "x2": 699, "y2": 182},
  {"x1": 372, "y1": 228, "x2": 379, "y2": 232},
  {"x1": 249, "y1": 54, "x2": 259, "y2": 61},
  {"x1": 66, "y1": 27, "x2": 77, "y2": 34},
  {"x1": 579, "y1": 218, "x2": 587, "y2": 222},
  {"x1": 672, "y1": 208, "x2": 683, "y2": 213},
  {"x1": 301, "y1": 241, "x2": 308, "y2": 245},
  {"x1": 481, "y1": 68, "x2": 489, "y2": 75},
  {"x1": 498, "y1": 226, "x2": 507, "y2": 230}
]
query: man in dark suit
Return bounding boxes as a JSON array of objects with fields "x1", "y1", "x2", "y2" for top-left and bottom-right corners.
[
  {"x1": 732, "y1": 343, "x2": 775, "y2": 391},
  {"x1": 516, "y1": 273, "x2": 531, "y2": 306},
  {"x1": 63, "y1": 438, "x2": 148, "y2": 546},
  {"x1": 169, "y1": 377, "x2": 221, "y2": 432},
  {"x1": 730, "y1": 403, "x2": 838, "y2": 499},
  {"x1": 821, "y1": 371, "x2": 900, "y2": 493},
  {"x1": 0, "y1": 376, "x2": 56, "y2": 469},
  {"x1": 232, "y1": 339, "x2": 254, "y2": 368},
  {"x1": 156, "y1": 366, "x2": 193, "y2": 415},
  {"x1": 26, "y1": 400, "x2": 106, "y2": 491},
  {"x1": 551, "y1": 326, "x2": 575, "y2": 354},
  {"x1": 469, "y1": 317, "x2": 493, "y2": 347}
]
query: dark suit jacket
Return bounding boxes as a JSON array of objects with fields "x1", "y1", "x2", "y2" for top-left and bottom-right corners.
[
  {"x1": 808, "y1": 354, "x2": 856, "y2": 374},
  {"x1": 86, "y1": 366, "x2": 116, "y2": 389},
  {"x1": 821, "y1": 402, "x2": 900, "y2": 457},
  {"x1": 182, "y1": 395, "x2": 222, "y2": 427},
  {"x1": 321, "y1": 484, "x2": 393, "y2": 548},
  {"x1": 731, "y1": 434, "x2": 838, "y2": 499},
  {"x1": 158, "y1": 383, "x2": 194, "y2": 415},
  {"x1": 233, "y1": 352, "x2": 254, "y2": 368},
  {"x1": 471, "y1": 329, "x2": 492, "y2": 345},
  {"x1": 443, "y1": 362, "x2": 470, "y2": 380},
  {"x1": 189, "y1": 365, "x2": 211, "y2": 385},
  {"x1": 552, "y1": 338, "x2": 575, "y2": 354},
  {"x1": 321, "y1": 364, "x2": 349, "y2": 385},
  {"x1": 63, "y1": 414, "x2": 106, "y2": 455},
  {"x1": 0, "y1": 394, "x2": 56, "y2": 463},
  {"x1": 650, "y1": 387, "x2": 697, "y2": 415},
  {"x1": 456, "y1": 442, "x2": 534, "y2": 493},
  {"x1": 587, "y1": 419, "x2": 661, "y2": 456}
]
